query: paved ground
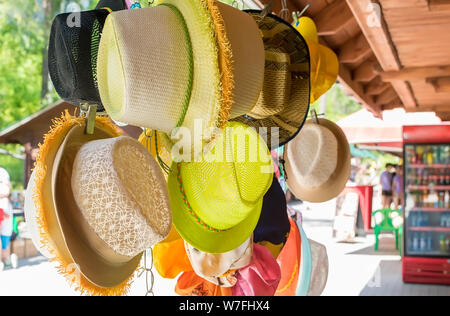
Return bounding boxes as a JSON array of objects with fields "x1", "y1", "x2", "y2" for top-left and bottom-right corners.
[{"x1": 0, "y1": 199, "x2": 448, "y2": 296}]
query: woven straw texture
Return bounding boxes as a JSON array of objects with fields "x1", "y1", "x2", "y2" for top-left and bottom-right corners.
[
  {"x1": 286, "y1": 123, "x2": 338, "y2": 188},
  {"x1": 72, "y1": 136, "x2": 171, "y2": 257},
  {"x1": 98, "y1": 6, "x2": 192, "y2": 132},
  {"x1": 168, "y1": 122, "x2": 273, "y2": 254},
  {"x1": 233, "y1": 12, "x2": 310, "y2": 149},
  {"x1": 48, "y1": 1, "x2": 126, "y2": 109}
]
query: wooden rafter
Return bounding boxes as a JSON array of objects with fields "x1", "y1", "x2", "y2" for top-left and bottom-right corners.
[
  {"x1": 314, "y1": 0, "x2": 355, "y2": 36},
  {"x1": 346, "y1": 0, "x2": 418, "y2": 109},
  {"x1": 365, "y1": 78, "x2": 391, "y2": 95},
  {"x1": 339, "y1": 33, "x2": 372, "y2": 64},
  {"x1": 426, "y1": 77, "x2": 450, "y2": 93},
  {"x1": 380, "y1": 65, "x2": 450, "y2": 81},
  {"x1": 375, "y1": 87, "x2": 398, "y2": 105},
  {"x1": 353, "y1": 61, "x2": 378, "y2": 82},
  {"x1": 428, "y1": 0, "x2": 450, "y2": 11}
]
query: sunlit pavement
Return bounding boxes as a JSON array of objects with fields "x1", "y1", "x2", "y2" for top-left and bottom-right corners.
[{"x1": 0, "y1": 201, "x2": 449, "y2": 296}]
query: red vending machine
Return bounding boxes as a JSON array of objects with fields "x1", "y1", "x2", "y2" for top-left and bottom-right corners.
[{"x1": 402, "y1": 124, "x2": 450, "y2": 285}]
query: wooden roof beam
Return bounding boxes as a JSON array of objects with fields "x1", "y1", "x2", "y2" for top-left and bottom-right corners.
[
  {"x1": 428, "y1": 0, "x2": 450, "y2": 11},
  {"x1": 380, "y1": 66, "x2": 450, "y2": 81},
  {"x1": 405, "y1": 105, "x2": 450, "y2": 112},
  {"x1": 353, "y1": 61, "x2": 378, "y2": 82},
  {"x1": 426, "y1": 77, "x2": 450, "y2": 93},
  {"x1": 382, "y1": 98, "x2": 403, "y2": 111},
  {"x1": 375, "y1": 87, "x2": 398, "y2": 105},
  {"x1": 365, "y1": 78, "x2": 391, "y2": 95},
  {"x1": 346, "y1": 0, "x2": 418, "y2": 109},
  {"x1": 436, "y1": 112, "x2": 450, "y2": 121},
  {"x1": 315, "y1": 0, "x2": 355, "y2": 36},
  {"x1": 339, "y1": 33, "x2": 372, "y2": 64}
]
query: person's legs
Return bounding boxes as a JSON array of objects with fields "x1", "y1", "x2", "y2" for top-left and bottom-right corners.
[{"x1": 1, "y1": 235, "x2": 11, "y2": 263}]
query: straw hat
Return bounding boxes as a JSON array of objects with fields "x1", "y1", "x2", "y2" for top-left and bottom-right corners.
[
  {"x1": 48, "y1": 0, "x2": 127, "y2": 110},
  {"x1": 308, "y1": 239, "x2": 329, "y2": 296},
  {"x1": 168, "y1": 121, "x2": 274, "y2": 254},
  {"x1": 232, "y1": 11, "x2": 311, "y2": 149},
  {"x1": 285, "y1": 118, "x2": 351, "y2": 203},
  {"x1": 97, "y1": 0, "x2": 265, "y2": 146},
  {"x1": 33, "y1": 112, "x2": 171, "y2": 295},
  {"x1": 185, "y1": 237, "x2": 253, "y2": 288},
  {"x1": 293, "y1": 17, "x2": 339, "y2": 104}
]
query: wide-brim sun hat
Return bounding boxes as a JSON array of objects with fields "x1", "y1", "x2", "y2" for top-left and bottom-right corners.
[
  {"x1": 308, "y1": 239, "x2": 329, "y2": 296},
  {"x1": 48, "y1": 0, "x2": 127, "y2": 110},
  {"x1": 285, "y1": 118, "x2": 351, "y2": 203},
  {"x1": 168, "y1": 121, "x2": 274, "y2": 254},
  {"x1": 97, "y1": 0, "x2": 265, "y2": 146},
  {"x1": 33, "y1": 112, "x2": 171, "y2": 295},
  {"x1": 232, "y1": 10, "x2": 311, "y2": 149}
]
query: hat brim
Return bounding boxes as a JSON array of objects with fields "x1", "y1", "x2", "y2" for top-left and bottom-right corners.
[
  {"x1": 233, "y1": 11, "x2": 311, "y2": 149},
  {"x1": 168, "y1": 167, "x2": 263, "y2": 254},
  {"x1": 285, "y1": 119, "x2": 351, "y2": 203},
  {"x1": 52, "y1": 124, "x2": 142, "y2": 288},
  {"x1": 297, "y1": 223, "x2": 312, "y2": 296}
]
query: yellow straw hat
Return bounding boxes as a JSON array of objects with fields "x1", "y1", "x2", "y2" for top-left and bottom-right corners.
[
  {"x1": 232, "y1": 11, "x2": 311, "y2": 149},
  {"x1": 294, "y1": 17, "x2": 339, "y2": 103},
  {"x1": 168, "y1": 121, "x2": 274, "y2": 254},
  {"x1": 97, "y1": 0, "x2": 265, "y2": 148},
  {"x1": 33, "y1": 112, "x2": 172, "y2": 295}
]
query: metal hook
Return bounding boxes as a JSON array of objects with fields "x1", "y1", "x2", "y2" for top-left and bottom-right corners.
[
  {"x1": 260, "y1": 1, "x2": 274, "y2": 19},
  {"x1": 280, "y1": 0, "x2": 290, "y2": 21},
  {"x1": 80, "y1": 103, "x2": 97, "y2": 135},
  {"x1": 311, "y1": 109, "x2": 320, "y2": 125},
  {"x1": 297, "y1": 2, "x2": 311, "y2": 19}
]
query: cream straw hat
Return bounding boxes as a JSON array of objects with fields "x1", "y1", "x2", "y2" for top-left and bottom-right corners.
[
  {"x1": 285, "y1": 118, "x2": 351, "y2": 203},
  {"x1": 32, "y1": 112, "x2": 171, "y2": 295},
  {"x1": 97, "y1": 0, "x2": 264, "y2": 146}
]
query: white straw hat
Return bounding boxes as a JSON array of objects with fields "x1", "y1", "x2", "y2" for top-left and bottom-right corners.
[{"x1": 97, "y1": 0, "x2": 264, "y2": 144}]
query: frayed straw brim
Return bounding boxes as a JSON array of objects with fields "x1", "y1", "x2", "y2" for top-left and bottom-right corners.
[{"x1": 33, "y1": 111, "x2": 142, "y2": 296}]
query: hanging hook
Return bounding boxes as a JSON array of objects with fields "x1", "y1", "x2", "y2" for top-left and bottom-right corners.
[
  {"x1": 260, "y1": 1, "x2": 274, "y2": 19},
  {"x1": 279, "y1": 0, "x2": 290, "y2": 21},
  {"x1": 292, "y1": 11, "x2": 299, "y2": 26},
  {"x1": 311, "y1": 109, "x2": 320, "y2": 125},
  {"x1": 297, "y1": 2, "x2": 311, "y2": 19},
  {"x1": 80, "y1": 103, "x2": 97, "y2": 135}
]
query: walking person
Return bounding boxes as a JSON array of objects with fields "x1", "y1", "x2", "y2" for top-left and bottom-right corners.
[
  {"x1": 380, "y1": 163, "x2": 395, "y2": 209},
  {"x1": 0, "y1": 167, "x2": 18, "y2": 271}
]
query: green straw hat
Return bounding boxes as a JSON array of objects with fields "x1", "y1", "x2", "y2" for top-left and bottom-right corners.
[{"x1": 168, "y1": 122, "x2": 274, "y2": 254}]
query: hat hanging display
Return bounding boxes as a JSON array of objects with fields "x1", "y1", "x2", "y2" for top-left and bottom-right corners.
[
  {"x1": 154, "y1": 226, "x2": 193, "y2": 279},
  {"x1": 185, "y1": 237, "x2": 253, "y2": 288},
  {"x1": 175, "y1": 271, "x2": 233, "y2": 297},
  {"x1": 232, "y1": 10, "x2": 311, "y2": 149},
  {"x1": 254, "y1": 175, "x2": 290, "y2": 246},
  {"x1": 285, "y1": 112, "x2": 351, "y2": 203},
  {"x1": 168, "y1": 121, "x2": 273, "y2": 254},
  {"x1": 97, "y1": 0, "x2": 265, "y2": 147},
  {"x1": 24, "y1": 171, "x2": 51, "y2": 259},
  {"x1": 297, "y1": 223, "x2": 312, "y2": 296},
  {"x1": 32, "y1": 112, "x2": 171, "y2": 295},
  {"x1": 232, "y1": 244, "x2": 281, "y2": 297},
  {"x1": 293, "y1": 17, "x2": 339, "y2": 104},
  {"x1": 308, "y1": 239, "x2": 329, "y2": 296},
  {"x1": 48, "y1": 0, "x2": 127, "y2": 110}
]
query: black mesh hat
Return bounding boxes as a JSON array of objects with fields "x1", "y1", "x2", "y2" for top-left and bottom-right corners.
[{"x1": 48, "y1": 0, "x2": 127, "y2": 110}]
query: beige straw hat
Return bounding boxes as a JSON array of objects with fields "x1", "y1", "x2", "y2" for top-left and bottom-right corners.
[
  {"x1": 32, "y1": 112, "x2": 171, "y2": 295},
  {"x1": 285, "y1": 118, "x2": 351, "y2": 203},
  {"x1": 97, "y1": 0, "x2": 264, "y2": 146},
  {"x1": 232, "y1": 11, "x2": 311, "y2": 149}
]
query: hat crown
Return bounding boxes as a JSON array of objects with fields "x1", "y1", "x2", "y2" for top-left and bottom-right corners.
[
  {"x1": 72, "y1": 136, "x2": 171, "y2": 258},
  {"x1": 179, "y1": 122, "x2": 273, "y2": 231},
  {"x1": 288, "y1": 123, "x2": 338, "y2": 188}
]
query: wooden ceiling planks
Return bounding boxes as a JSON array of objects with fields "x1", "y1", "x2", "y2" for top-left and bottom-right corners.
[{"x1": 252, "y1": 0, "x2": 449, "y2": 119}]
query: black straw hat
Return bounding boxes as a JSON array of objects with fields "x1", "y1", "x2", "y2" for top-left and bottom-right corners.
[{"x1": 48, "y1": 0, "x2": 127, "y2": 111}]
